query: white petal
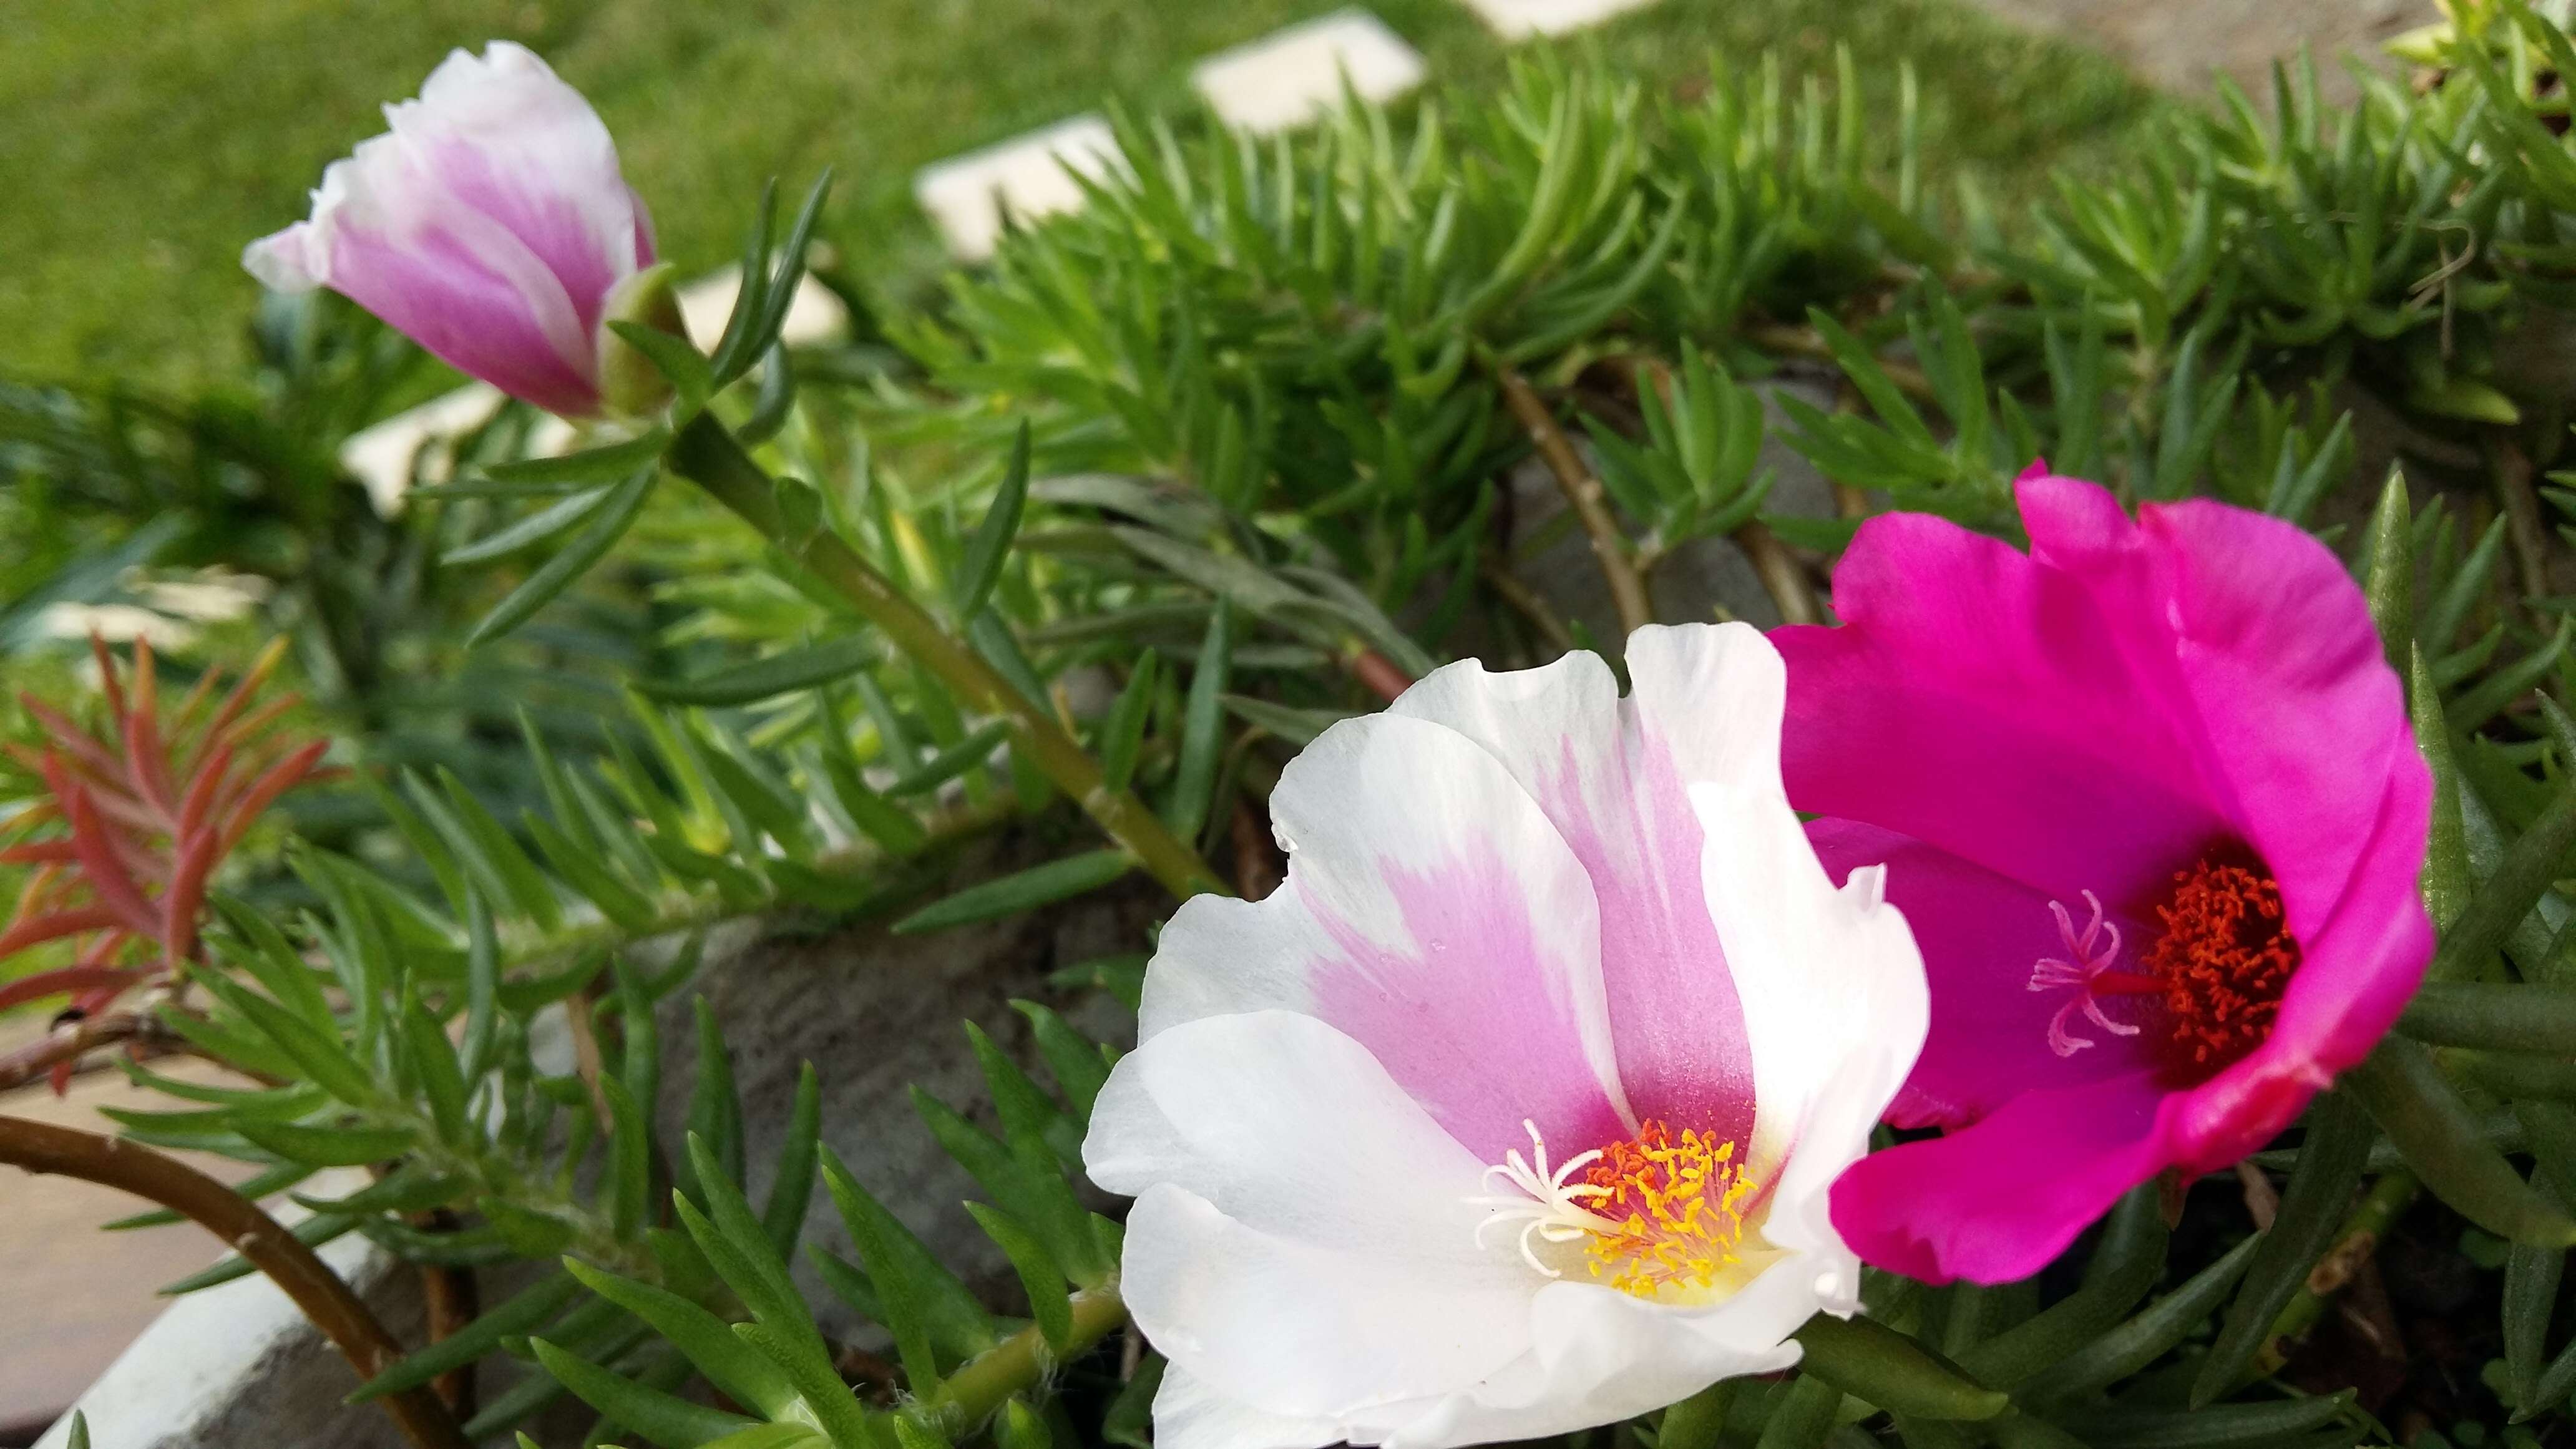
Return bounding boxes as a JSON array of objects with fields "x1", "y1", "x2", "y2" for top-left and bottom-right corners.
[
  {"x1": 1088, "y1": 1012, "x2": 1536, "y2": 1417},
  {"x1": 244, "y1": 43, "x2": 643, "y2": 412},
  {"x1": 394, "y1": 41, "x2": 643, "y2": 284},
  {"x1": 1690, "y1": 774, "x2": 1930, "y2": 1282},
  {"x1": 1153, "y1": 1365, "x2": 1345, "y2": 1449},
  {"x1": 1392, "y1": 623, "x2": 1786, "y2": 806},
  {"x1": 242, "y1": 225, "x2": 326, "y2": 293},
  {"x1": 1137, "y1": 712, "x2": 1633, "y2": 1161},
  {"x1": 1349, "y1": 1245, "x2": 1828, "y2": 1449},
  {"x1": 1088, "y1": 1011, "x2": 1495, "y2": 1255},
  {"x1": 1381, "y1": 623, "x2": 1790, "y2": 1139}
]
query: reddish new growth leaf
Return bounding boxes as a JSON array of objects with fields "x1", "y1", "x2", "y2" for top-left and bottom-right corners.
[{"x1": 2, "y1": 637, "x2": 334, "y2": 1090}]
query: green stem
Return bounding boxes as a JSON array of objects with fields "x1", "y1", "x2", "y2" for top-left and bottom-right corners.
[
  {"x1": 921, "y1": 1282, "x2": 1128, "y2": 1432},
  {"x1": 2254, "y1": 1170, "x2": 2420, "y2": 1373},
  {"x1": 667, "y1": 414, "x2": 1227, "y2": 903}
]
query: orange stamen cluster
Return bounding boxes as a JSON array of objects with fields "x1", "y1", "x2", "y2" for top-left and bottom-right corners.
[
  {"x1": 2141, "y1": 856, "x2": 2298, "y2": 1070},
  {"x1": 1579, "y1": 1120, "x2": 1756, "y2": 1297}
]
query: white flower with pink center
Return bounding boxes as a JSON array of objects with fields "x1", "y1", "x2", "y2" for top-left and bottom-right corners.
[
  {"x1": 1082, "y1": 623, "x2": 1930, "y2": 1449},
  {"x1": 243, "y1": 42, "x2": 654, "y2": 417}
]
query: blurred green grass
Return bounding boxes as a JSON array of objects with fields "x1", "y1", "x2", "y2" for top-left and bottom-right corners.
[{"x1": 0, "y1": 0, "x2": 2160, "y2": 389}]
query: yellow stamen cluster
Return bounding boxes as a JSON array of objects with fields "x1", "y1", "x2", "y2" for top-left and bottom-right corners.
[{"x1": 1579, "y1": 1120, "x2": 1757, "y2": 1297}]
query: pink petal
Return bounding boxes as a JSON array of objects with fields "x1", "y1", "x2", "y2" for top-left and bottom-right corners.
[
  {"x1": 326, "y1": 203, "x2": 603, "y2": 416},
  {"x1": 1387, "y1": 624, "x2": 1778, "y2": 1145},
  {"x1": 1829, "y1": 1070, "x2": 2171, "y2": 1285},
  {"x1": 1691, "y1": 789, "x2": 1927, "y2": 1277},
  {"x1": 1140, "y1": 713, "x2": 1632, "y2": 1164},
  {"x1": 395, "y1": 42, "x2": 650, "y2": 338},
  {"x1": 242, "y1": 42, "x2": 647, "y2": 417},
  {"x1": 1809, "y1": 820, "x2": 2161, "y2": 1131}
]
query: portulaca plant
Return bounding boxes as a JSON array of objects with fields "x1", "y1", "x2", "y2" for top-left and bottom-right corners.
[
  {"x1": 12, "y1": 11, "x2": 2576, "y2": 1449},
  {"x1": 1088, "y1": 625, "x2": 1927, "y2": 1447}
]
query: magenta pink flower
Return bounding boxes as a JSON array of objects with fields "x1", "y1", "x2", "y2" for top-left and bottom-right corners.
[
  {"x1": 244, "y1": 42, "x2": 654, "y2": 417},
  {"x1": 1773, "y1": 468, "x2": 2433, "y2": 1285}
]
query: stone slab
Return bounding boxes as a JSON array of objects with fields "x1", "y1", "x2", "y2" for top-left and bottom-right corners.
[
  {"x1": 1455, "y1": 0, "x2": 1664, "y2": 41},
  {"x1": 0, "y1": 1020, "x2": 305, "y2": 1442},
  {"x1": 675, "y1": 266, "x2": 851, "y2": 357},
  {"x1": 1191, "y1": 10, "x2": 1427, "y2": 134},
  {"x1": 914, "y1": 115, "x2": 1124, "y2": 261}
]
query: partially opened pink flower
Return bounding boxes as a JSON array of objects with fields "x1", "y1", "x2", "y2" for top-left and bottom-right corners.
[
  {"x1": 1083, "y1": 625, "x2": 1928, "y2": 1449},
  {"x1": 1775, "y1": 468, "x2": 2433, "y2": 1286},
  {"x1": 243, "y1": 42, "x2": 654, "y2": 417}
]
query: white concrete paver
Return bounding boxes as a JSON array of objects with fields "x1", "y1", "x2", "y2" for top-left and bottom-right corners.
[
  {"x1": 676, "y1": 265, "x2": 851, "y2": 356},
  {"x1": 912, "y1": 115, "x2": 1125, "y2": 261},
  {"x1": 1455, "y1": 0, "x2": 1665, "y2": 39},
  {"x1": 1192, "y1": 10, "x2": 1427, "y2": 134}
]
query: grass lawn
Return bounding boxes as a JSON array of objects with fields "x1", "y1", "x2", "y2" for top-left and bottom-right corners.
[{"x1": 0, "y1": 0, "x2": 2160, "y2": 390}]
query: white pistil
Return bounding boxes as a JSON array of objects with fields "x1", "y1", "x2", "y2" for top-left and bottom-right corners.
[
  {"x1": 1466, "y1": 1118, "x2": 1617, "y2": 1277},
  {"x1": 2026, "y1": 889, "x2": 2142, "y2": 1056}
]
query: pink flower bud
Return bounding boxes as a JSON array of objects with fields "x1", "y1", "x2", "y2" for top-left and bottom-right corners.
[{"x1": 243, "y1": 42, "x2": 655, "y2": 418}]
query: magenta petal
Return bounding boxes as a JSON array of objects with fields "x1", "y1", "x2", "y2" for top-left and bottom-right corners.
[
  {"x1": 1775, "y1": 495, "x2": 2230, "y2": 912},
  {"x1": 2133, "y1": 497, "x2": 2428, "y2": 946},
  {"x1": 1792, "y1": 474, "x2": 2431, "y2": 1284},
  {"x1": 1809, "y1": 820, "x2": 2160, "y2": 1131},
  {"x1": 1830, "y1": 1070, "x2": 2170, "y2": 1284},
  {"x1": 2168, "y1": 773, "x2": 2434, "y2": 1169}
]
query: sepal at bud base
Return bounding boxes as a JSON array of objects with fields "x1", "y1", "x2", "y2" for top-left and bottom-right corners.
[
  {"x1": 598, "y1": 262, "x2": 695, "y2": 418},
  {"x1": 2383, "y1": 20, "x2": 2456, "y2": 65}
]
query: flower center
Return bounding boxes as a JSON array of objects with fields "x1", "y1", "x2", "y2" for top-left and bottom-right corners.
[
  {"x1": 1469, "y1": 1118, "x2": 1759, "y2": 1300},
  {"x1": 2025, "y1": 849, "x2": 2299, "y2": 1074},
  {"x1": 2139, "y1": 854, "x2": 2298, "y2": 1070}
]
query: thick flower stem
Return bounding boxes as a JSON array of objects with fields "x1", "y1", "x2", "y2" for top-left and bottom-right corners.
[
  {"x1": 922, "y1": 1282, "x2": 1128, "y2": 1432},
  {"x1": 666, "y1": 413, "x2": 1228, "y2": 903},
  {"x1": 0, "y1": 1114, "x2": 472, "y2": 1449},
  {"x1": 415, "y1": 1212, "x2": 481, "y2": 1414},
  {"x1": 1342, "y1": 646, "x2": 1416, "y2": 703},
  {"x1": 1496, "y1": 364, "x2": 1655, "y2": 639}
]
